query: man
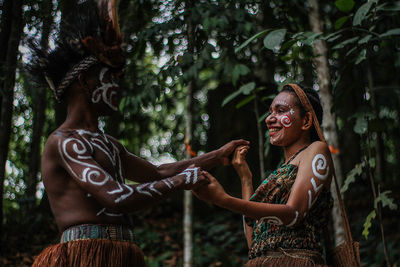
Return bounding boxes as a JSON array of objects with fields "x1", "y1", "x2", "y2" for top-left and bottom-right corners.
[{"x1": 29, "y1": 1, "x2": 248, "y2": 266}]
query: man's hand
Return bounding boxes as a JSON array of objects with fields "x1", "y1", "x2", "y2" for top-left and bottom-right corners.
[
  {"x1": 217, "y1": 139, "x2": 250, "y2": 166},
  {"x1": 176, "y1": 166, "x2": 209, "y2": 190}
]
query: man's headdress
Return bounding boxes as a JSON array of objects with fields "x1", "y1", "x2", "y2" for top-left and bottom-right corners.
[{"x1": 28, "y1": 0, "x2": 125, "y2": 102}]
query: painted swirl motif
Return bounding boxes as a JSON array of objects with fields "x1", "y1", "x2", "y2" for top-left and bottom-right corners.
[
  {"x1": 280, "y1": 115, "x2": 293, "y2": 128},
  {"x1": 312, "y1": 154, "x2": 329, "y2": 180},
  {"x1": 259, "y1": 216, "x2": 283, "y2": 226},
  {"x1": 91, "y1": 68, "x2": 119, "y2": 111}
]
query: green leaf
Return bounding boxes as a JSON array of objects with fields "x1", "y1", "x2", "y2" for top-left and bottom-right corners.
[
  {"x1": 235, "y1": 29, "x2": 270, "y2": 53},
  {"x1": 326, "y1": 34, "x2": 342, "y2": 43},
  {"x1": 335, "y1": 16, "x2": 350, "y2": 30},
  {"x1": 263, "y1": 29, "x2": 287, "y2": 50},
  {"x1": 221, "y1": 82, "x2": 255, "y2": 107},
  {"x1": 362, "y1": 210, "x2": 376, "y2": 239},
  {"x1": 355, "y1": 49, "x2": 367, "y2": 65},
  {"x1": 341, "y1": 162, "x2": 364, "y2": 193},
  {"x1": 345, "y1": 46, "x2": 358, "y2": 56},
  {"x1": 353, "y1": 1, "x2": 374, "y2": 26},
  {"x1": 236, "y1": 95, "x2": 255, "y2": 109},
  {"x1": 232, "y1": 64, "x2": 250, "y2": 85},
  {"x1": 358, "y1": 35, "x2": 372, "y2": 44},
  {"x1": 377, "y1": 2, "x2": 400, "y2": 11},
  {"x1": 303, "y1": 32, "x2": 322, "y2": 45},
  {"x1": 240, "y1": 82, "x2": 256, "y2": 95},
  {"x1": 222, "y1": 89, "x2": 242, "y2": 107},
  {"x1": 332, "y1": 37, "x2": 359, "y2": 49},
  {"x1": 258, "y1": 111, "x2": 269, "y2": 123},
  {"x1": 368, "y1": 158, "x2": 376, "y2": 168},
  {"x1": 380, "y1": 28, "x2": 400, "y2": 37},
  {"x1": 375, "y1": 191, "x2": 398, "y2": 210},
  {"x1": 335, "y1": 0, "x2": 355, "y2": 12},
  {"x1": 354, "y1": 115, "x2": 368, "y2": 134}
]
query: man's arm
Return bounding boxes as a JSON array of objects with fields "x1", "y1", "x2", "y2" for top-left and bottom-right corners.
[
  {"x1": 110, "y1": 136, "x2": 249, "y2": 183},
  {"x1": 53, "y1": 134, "x2": 207, "y2": 213}
]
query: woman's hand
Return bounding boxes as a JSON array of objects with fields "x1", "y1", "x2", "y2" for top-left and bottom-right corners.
[
  {"x1": 232, "y1": 145, "x2": 249, "y2": 166},
  {"x1": 232, "y1": 146, "x2": 252, "y2": 178},
  {"x1": 192, "y1": 171, "x2": 229, "y2": 206}
]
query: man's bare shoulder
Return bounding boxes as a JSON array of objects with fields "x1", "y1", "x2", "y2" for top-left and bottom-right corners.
[
  {"x1": 43, "y1": 129, "x2": 93, "y2": 159},
  {"x1": 105, "y1": 134, "x2": 127, "y2": 154}
]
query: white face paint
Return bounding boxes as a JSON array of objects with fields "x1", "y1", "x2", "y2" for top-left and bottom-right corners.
[
  {"x1": 280, "y1": 115, "x2": 293, "y2": 128},
  {"x1": 92, "y1": 68, "x2": 120, "y2": 111}
]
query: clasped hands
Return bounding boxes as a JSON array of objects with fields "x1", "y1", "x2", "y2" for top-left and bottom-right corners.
[{"x1": 192, "y1": 140, "x2": 250, "y2": 205}]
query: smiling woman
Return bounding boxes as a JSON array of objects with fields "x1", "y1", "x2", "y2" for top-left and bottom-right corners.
[{"x1": 193, "y1": 83, "x2": 334, "y2": 267}]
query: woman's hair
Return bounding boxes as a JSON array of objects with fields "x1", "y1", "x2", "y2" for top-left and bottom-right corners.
[{"x1": 281, "y1": 84, "x2": 323, "y2": 142}]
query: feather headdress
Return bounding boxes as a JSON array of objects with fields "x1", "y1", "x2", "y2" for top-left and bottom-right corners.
[{"x1": 27, "y1": 0, "x2": 125, "y2": 102}]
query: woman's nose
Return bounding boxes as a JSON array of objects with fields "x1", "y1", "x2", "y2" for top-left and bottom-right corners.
[{"x1": 266, "y1": 113, "x2": 275, "y2": 124}]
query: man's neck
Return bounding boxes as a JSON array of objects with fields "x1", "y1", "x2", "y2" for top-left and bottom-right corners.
[{"x1": 63, "y1": 97, "x2": 100, "y2": 132}]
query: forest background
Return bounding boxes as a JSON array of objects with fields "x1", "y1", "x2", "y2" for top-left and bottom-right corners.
[{"x1": 0, "y1": 0, "x2": 399, "y2": 266}]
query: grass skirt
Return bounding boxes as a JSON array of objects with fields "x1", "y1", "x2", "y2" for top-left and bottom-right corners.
[
  {"x1": 32, "y1": 239, "x2": 145, "y2": 267},
  {"x1": 246, "y1": 248, "x2": 328, "y2": 267}
]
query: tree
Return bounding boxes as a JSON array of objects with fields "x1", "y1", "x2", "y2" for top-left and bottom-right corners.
[{"x1": 0, "y1": 0, "x2": 23, "y2": 243}]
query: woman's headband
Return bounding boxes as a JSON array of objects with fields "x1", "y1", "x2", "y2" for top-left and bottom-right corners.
[{"x1": 286, "y1": 83, "x2": 326, "y2": 142}]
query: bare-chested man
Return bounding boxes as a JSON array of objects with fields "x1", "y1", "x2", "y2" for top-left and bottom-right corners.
[{"x1": 29, "y1": 1, "x2": 248, "y2": 266}]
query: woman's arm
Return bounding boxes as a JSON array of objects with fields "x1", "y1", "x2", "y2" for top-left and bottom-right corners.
[
  {"x1": 194, "y1": 142, "x2": 333, "y2": 228},
  {"x1": 232, "y1": 146, "x2": 254, "y2": 247}
]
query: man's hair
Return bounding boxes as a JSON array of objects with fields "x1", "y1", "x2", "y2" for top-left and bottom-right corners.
[{"x1": 282, "y1": 84, "x2": 323, "y2": 142}]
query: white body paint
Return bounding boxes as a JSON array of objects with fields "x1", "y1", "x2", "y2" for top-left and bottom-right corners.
[
  {"x1": 58, "y1": 130, "x2": 200, "y2": 218},
  {"x1": 287, "y1": 211, "x2": 299, "y2": 227},
  {"x1": 92, "y1": 68, "x2": 119, "y2": 111},
  {"x1": 307, "y1": 154, "x2": 330, "y2": 209},
  {"x1": 178, "y1": 168, "x2": 199, "y2": 185},
  {"x1": 312, "y1": 154, "x2": 329, "y2": 180}
]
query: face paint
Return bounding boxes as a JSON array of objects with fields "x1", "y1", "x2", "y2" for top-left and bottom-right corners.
[
  {"x1": 280, "y1": 115, "x2": 293, "y2": 128},
  {"x1": 92, "y1": 68, "x2": 120, "y2": 111}
]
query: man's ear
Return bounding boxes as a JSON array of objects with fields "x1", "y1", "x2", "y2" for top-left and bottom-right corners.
[
  {"x1": 302, "y1": 112, "x2": 313, "y2": 130},
  {"x1": 77, "y1": 73, "x2": 92, "y2": 98},
  {"x1": 77, "y1": 73, "x2": 88, "y2": 88}
]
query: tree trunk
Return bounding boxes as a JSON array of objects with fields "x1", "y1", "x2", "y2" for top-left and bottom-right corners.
[
  {"x1": 26, "y1": 1, "x2": 53, "y2": 210},
  {"x1": 183, "y1": 1, "x2": 196, "y2": 266},
  {"x1": 308, "y1": 0, "x2": 345, "y2": 245},
  {"x1": 0, "y1": 0, "x2": 23, "y2": 244}
]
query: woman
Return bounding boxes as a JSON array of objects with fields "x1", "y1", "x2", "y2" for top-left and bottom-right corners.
[{"x1": 194, "y1": 84, "x2": 333, "y2": 266}]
